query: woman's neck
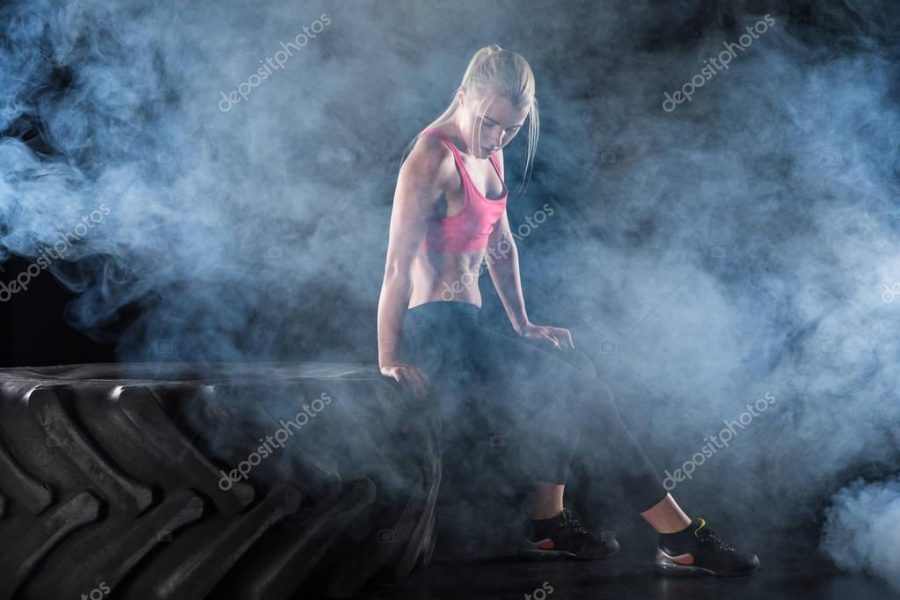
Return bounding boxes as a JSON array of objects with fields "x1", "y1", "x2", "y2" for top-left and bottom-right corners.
[{"x1": 444, "y1": 116, "x2": 480, "y2": 159}]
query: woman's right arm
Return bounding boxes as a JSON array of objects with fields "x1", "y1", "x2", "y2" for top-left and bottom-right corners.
[{"x1": 377, "y1": 136, "x2": 446, "y2": 398}]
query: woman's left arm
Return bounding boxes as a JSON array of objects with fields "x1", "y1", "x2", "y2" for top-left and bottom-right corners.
[
  {"x1": 485, "y1": 210, "x2": 528, "y2": 332},
  {"x1": 485, "y1": 214, "x2": 573, "y2": 350},
  {"x1": 485, "y1": 152, "x2": 574, "y2": 350}
]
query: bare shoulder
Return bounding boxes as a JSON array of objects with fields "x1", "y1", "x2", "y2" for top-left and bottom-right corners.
[{"x1": 400, "y1": 131, "x2": 454, "y2": 192}]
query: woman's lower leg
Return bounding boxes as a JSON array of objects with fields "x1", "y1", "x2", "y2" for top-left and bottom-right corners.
[
  {"x1": 640, "y1": 493, "x2": 692, "y2": 533},
  {"x1": 531, "y1": 481, "x2": 565, "y2": 519},
  {"x1": 532, "y1": 484, "x2": 691, "y2": 532}
]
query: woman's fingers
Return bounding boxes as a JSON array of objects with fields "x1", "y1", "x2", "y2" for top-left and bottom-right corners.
[
  {"x1": 381, "y1": 364, "x2": 431, "y2": 400},
  {"x1": 385, "y1": 367, "x2": 411, "y2": 393},
  {"x1": 407, "y1": 370, "x2": 427, "y2": 399},
  {"x1": 415, "y1": 370, "x2": 431, "y2": 399},
  {"x1": 544, "y1": 327, "x2": 574, "y2": 350},
  {"x1": 395, "y1": 366, "x2": 429, "y2": 399},
  {"x1": 389, "y1": 369, "x2": 404, "y2": 387},
  {"x1": 413, "y1": 369, "x2": 430, "y2": 394}
]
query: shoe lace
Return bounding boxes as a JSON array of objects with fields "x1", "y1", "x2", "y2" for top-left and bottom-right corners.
[
  {"x1": 694, "y1": 518, "x2": 735, "y2": 551},
  {"x1": 558, "y1": 508, "x2": 589, "y2": 535}
]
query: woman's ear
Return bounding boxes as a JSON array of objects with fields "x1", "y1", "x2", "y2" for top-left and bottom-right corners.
[{"x1": 456, "y1": 88, "x2": 465, "y2": 105}]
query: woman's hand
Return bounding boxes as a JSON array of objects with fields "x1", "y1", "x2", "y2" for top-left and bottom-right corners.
[
  {"x1": 518, "y1": 323, "x2": 575, "y2": 350},
  {"x1": 380, "y1": 363, "x2": 431, "y2": 400}
]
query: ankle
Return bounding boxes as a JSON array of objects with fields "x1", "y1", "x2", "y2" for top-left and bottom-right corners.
[
  {"x1": 655, "y1": 516, "x2": 693, "y2": 535},
  {"x1": 530, "y1": 507, "x2": 564, "y2": 520},
  {"x1": 657, "y1": 523, "x2": 692, "y2": 535},
  {"x1": 530, "y1": 510, "x2": 565, "y2": 539},
  {"x1": 658, "y1": 518, "x2": 698, "y2": 547},
  {"x1": 531, "y1": 482, "x2": 565, "y2": 520}
]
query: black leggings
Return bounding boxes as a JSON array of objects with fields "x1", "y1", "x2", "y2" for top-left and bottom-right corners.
[{"x1": 400, "y1": 300, "x2": 668, "y2": 513}]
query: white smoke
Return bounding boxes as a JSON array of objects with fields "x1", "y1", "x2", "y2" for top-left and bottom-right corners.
[
  {"x1": 1, "y1": 0, "x2": 900, "y2": 583},
  {"x1": 823, "y1": 477, "x2": 900, "y2": 591}
]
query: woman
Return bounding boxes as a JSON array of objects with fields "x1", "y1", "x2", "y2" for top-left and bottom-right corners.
[{"x1": 377, "y1": 44, "x2": 758, "y2": 576}]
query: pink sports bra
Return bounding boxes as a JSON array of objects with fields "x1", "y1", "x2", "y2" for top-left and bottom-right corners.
[{"x1": 420, "y1": 128, "x2": 508, "y2": 253}]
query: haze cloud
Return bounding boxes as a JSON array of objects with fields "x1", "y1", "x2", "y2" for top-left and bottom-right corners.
[{"x1": 1, "y1": 0, "x2": 898, "y2": 584}]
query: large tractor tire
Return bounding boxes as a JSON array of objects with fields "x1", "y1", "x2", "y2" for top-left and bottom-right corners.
[{"x1": 0, "y1": 362, "x2": 441, "y2": 600}]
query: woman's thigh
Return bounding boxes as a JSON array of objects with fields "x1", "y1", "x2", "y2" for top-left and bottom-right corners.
[
  {"x1": 464, "y1": 327, "x2": 608, "y2": 433},
  {"x1": 401, "y1": 315, "x2": 485, "y2": 419},
  {"x1": 401, "y1": 309, "x2": 612, "y2": 431},
  {"x1": 476, "y1": 327, "x2": 592, "y2": 390}
]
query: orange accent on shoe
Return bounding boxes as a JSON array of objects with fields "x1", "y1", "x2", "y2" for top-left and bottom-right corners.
[
  {"x1": 535, "y1": 538, "x2": 556, "y2": 550},
  {"x1": 660, "y1": 550, "x2": 695, "y2": 565}
]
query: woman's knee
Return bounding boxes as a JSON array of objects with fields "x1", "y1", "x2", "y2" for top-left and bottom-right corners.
[
  {"x1": 567, "y1": 371, "x2": 621, "y2": 419},
  {"x1": 557, "y1": 348, "x2": 597, "y2": 378}
]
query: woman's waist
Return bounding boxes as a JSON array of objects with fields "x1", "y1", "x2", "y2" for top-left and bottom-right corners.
[
  {"x1": 414, "y1": 247, "x2": 486, "y2": 273},
  {"x1": 404, "y1": 300, "x2": 481, "y2": 330},
  {"x1": 409, "y1": 260, "x2": 486, "y2": 306}
]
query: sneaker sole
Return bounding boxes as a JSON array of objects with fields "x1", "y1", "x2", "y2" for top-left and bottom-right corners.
[
  {"x1": 654, "y1": 555, "x2": 758, "y2": 577},
  {"x1": 519, "y1": 539, "x2": 620, "y2": 561},
  {"x1": 654, "y1": 559, "x2": 717, "y2": 576}
]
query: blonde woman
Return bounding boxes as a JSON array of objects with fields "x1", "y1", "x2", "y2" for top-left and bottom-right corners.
[{"x1": 377, "y1": 44, "x2": 758, "y2": 576}]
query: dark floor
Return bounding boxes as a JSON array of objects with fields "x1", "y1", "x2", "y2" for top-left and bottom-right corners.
[{"x1": 353, "y1": 546, "x2": 899, "y2": 600}]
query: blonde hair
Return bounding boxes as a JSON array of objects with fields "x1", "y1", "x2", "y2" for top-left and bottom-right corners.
[{"x1": 401, "y1": 44, "x2": 539, "y2": 195}]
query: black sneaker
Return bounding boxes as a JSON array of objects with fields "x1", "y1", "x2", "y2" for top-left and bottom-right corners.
[
  {"x1": 655, "y1": 517, "x2": 760, "y2": 577},
  {"x1": 519, "y1": 508, "x2": 620, "y2": 560}
]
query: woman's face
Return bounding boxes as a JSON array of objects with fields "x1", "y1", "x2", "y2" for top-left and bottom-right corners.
[{"x1": 456, "y1": 88, "x2": 529, "y2": 159}]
